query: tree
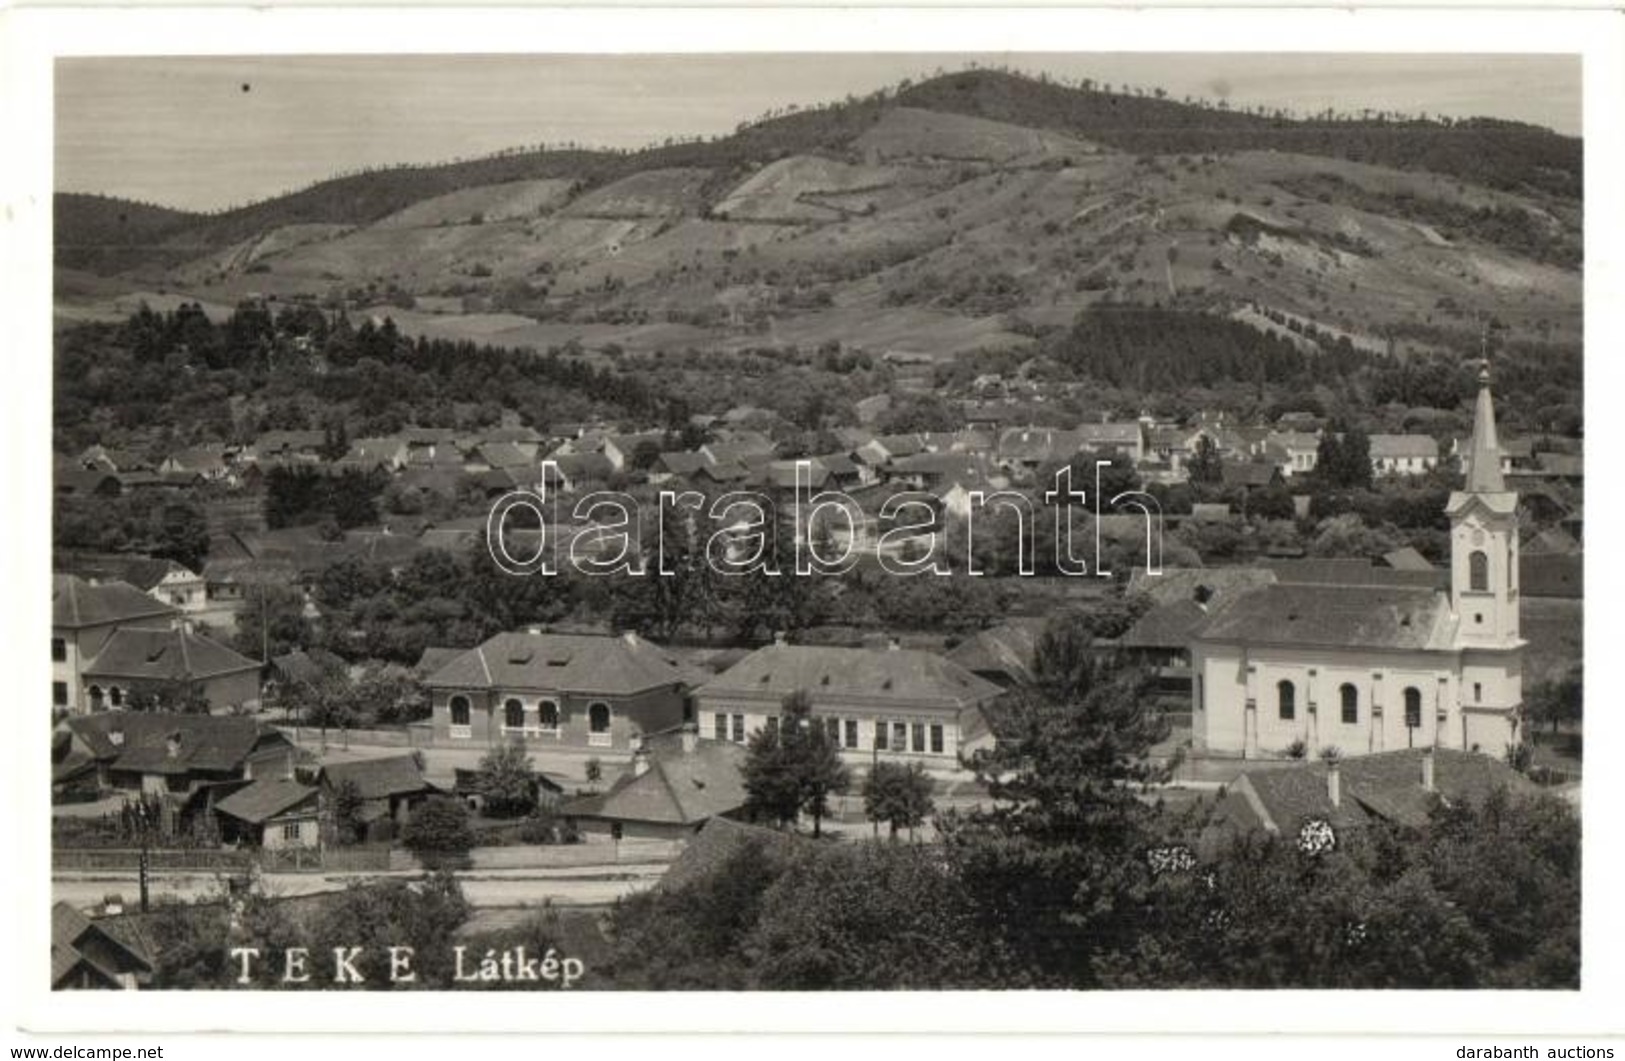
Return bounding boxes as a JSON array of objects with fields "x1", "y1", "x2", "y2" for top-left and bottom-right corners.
[
  {"x1": 330, "y1": 779, "x2": 367, "y2": 845},
  {"x1": 742, "y1": 690, "x2": 851, "y2": 837},
  {"x1": 1187, "y1": 434, "x2": 1223, "y2": 485},
  {"x1": 475, "y1": 738, "x2": 538, "y2": 819},
  {"x1": 1529, "y1": 663, "x2": 1582, "y2": 735},
  {"x1": 862, "y1": 761, "x2": 936, "y2": 839},
  {"x1": 401, "y1": 796, "x2": 475, "y2": 869}
]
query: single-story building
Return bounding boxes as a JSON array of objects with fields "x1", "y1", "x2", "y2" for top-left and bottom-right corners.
[{"x1": 423, "y1": 629, "x2": 693, "y2": 750}]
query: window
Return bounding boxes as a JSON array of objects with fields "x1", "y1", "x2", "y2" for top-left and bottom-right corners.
[
  {"x1": 281, "y1": 821, "x2": 302, "y2": 842},
  {"x1": 1473, "y1": 682, "x2": 1482, "y2": 703},
  {"x1": 732, "y1": 714, "x2": 745, "y2": 743},
  {"x1": 894, "y1": 722, "x2": 909, "y2": 752},
  {"x1": 51, "y1": 638, "x2": 65, "y2": 662},
  {"x1": 52, "y1": 681, "x2": 67, "y2": 706},
  {"x1": 875, "y1": 721, "x2": 889, "y2": 751},
  {"x1": 714, "y1": 713, "x2": 728, "y2": 741},
  {"x1": 589, "y1": 703, "x2": 611, "y2": 732},
  {"x1": 1469, "y1": 550, "x2": 1489, "y2": 592},
  {"x1": 88, "y1": 685, "x2": 105, "y2": 712},
  {"x1": 449, "y1": 695, "x2": 471, "y2": 727},
  {"x1": 825, "y1": 718, "x2": 840, "y2": 744},
  {"x1": 1404, "y1": 687, "x2": 1423, "y2": 729},
  {"x1": 845, "y1": 719, "x2": 859, "y2": 749},
  {"x1": 1277, "y1": 680, "x2": 1296, "y2": 721},
  {"x1": 930, "y1": 725, "x2": 944, "y2": 754},
  {"x1": 504, "y1": 698, "x2": 524, "y2": 729},
  {"x1": 1340, "y1": 684, "x2": 1358, "y2": 725},
  {"x1": 539, "y1": 701, "x2": 560, "y2": 730},
  {"x1": 110, "y1": 686, "x2": 123, "y2": 708},
  {"x1": 912, "y1": 723, "x2": 925, "y2": 753}
]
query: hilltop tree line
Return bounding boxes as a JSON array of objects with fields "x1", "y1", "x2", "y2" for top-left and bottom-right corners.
[{"x1": 52, "y1": 301, "x2": 671, "y2": 455}]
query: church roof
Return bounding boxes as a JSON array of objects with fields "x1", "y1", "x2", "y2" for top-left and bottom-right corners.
[{"x1": 1195, "y1": 583, "x2": 1454, "y2": 651}]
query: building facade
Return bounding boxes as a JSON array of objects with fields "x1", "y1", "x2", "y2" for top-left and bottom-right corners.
[
  {"x1": 693, "y1": 642, "x2": 1003, "y2": 764},
  {"x1": 1191, "y1": 369, "x2": 1522, "y2": 760},
  {"x1": 424, "y1": 629, "x2": 692, "y2": 749}
]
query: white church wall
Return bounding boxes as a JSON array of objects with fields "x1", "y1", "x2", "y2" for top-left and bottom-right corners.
[{"x1": 1194, "y1": 643, "x2": 1470, "y2": 759}]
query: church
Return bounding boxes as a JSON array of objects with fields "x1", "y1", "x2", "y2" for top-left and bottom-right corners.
[{"x1": 1191, "y1": 366, "x2": 1523, "y2": 759}]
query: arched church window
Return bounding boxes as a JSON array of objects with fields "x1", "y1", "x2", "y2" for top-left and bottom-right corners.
[
  {"x1": 1277, "y1": 680, "x2": 1295, "y2": 721},
  {"x1": 1403, "y1": 687, "x2": 1422, "y2": 729},
  {"x1": 1340, "y1": 684, "x2": 1358, "y2": 725},
  {"x1": 1469, "y1": 550, "x2": 1489, "y2": 592},
  {"x1": 504, "y1": 698, "x2": 524, "y2": 729}
]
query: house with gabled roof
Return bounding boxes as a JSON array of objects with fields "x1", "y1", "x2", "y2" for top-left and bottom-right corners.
[
  {"x1": 59, "y1": 711, "x2": 299, "y2": 803},
  {"x1": 1369, "y1": 434, "x2": 1440, "y2": 476},
  {"x1": 58, "y1": 554, "x2": 207, "y2": 614},
  {"x1": 52, "y1": 902, "x2": 155, "y2": 990},
  {"x1": 561, "y1": 726, "x2": 748, "y2": 842},
  {"x1": 693, "y1": 641, "x2": 1003, "y2": 764},
  {"x1": 317, "y1": 754, "x2": 436, "y2": 838},
  {"x1": 80, "y1": 623, "x2": 262, "y2": 714},
  {"x1": 423, "y1": 629, "x2": 692, "y2": 749},
  {"x1": 52, "y1": 574, "x2": 177, "y2": 715},
  {"x1": 213, "y1": 778, "x2": 322, "y2": 849},
  {"x1": 1207, "y1": 747, "x2": 1537, "y2": 843}
]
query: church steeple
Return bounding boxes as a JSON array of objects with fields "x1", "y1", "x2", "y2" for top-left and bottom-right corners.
[
  {"x1": 1446, "y1": 360, "x2": 1519, "y2": 651},
  {"x1": 1464, "y1": 361, "x2": 1506, "y2": 493}
]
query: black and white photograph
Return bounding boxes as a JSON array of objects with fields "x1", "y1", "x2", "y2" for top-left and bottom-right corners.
[{"x1": 8, "y1": 4, "x2": 1624, "y2": 1049}]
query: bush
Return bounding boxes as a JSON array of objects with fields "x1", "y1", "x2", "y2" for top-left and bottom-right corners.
[{"x1": 402, "y1": 797, "x2": 476, "y2": 868}]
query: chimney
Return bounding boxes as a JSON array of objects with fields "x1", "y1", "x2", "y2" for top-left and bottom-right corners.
[
  {"x1": 773, "y1": 630, "x2": 786, "y2": 645},
  {"x1": 1422, "y1": 746, "x2": 1436, "y2": 793},
  {"x1": 1326, "y1": 759, "x2": 1341, "y2": 808},
  {"x1": 165, "y1": 731, "x2": 183, "y2": 759}
]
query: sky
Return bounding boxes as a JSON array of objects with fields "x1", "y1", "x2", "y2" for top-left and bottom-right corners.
[{"x1": 55, "y1": 53, "x2": 1582, "y2": 214}]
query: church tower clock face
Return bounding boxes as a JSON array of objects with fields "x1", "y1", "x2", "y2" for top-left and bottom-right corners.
[{"x1": 1472, "y1": 527, "x2": 1486, "y2": 546}]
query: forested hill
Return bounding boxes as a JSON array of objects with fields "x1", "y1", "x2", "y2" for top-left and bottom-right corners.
[
  {"x1": 896, "y1": 71, "x2": 1581, "y2": 201},
  {"x1": 56, "y1": 68, "x2": 1579, "y2": 275}
]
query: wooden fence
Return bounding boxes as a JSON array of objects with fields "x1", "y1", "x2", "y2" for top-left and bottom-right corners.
[{"x1": 53, "y1": 847, "x2": 254, "y2": 873}]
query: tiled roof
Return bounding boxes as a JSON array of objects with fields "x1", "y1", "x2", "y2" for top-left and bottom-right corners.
[
  {"x1": 319, "y1": 754, "x2": 431, "y2": 801},
  {"x1": 84, "y1": 625, "x2": 261, "y2": 681},
  {"x1": 1223, "y1": 749, "x2": 1538, "y2": 835},
  {"x1": 214, "y1": 779, "x2": 319, "y2": 824},
  {"x1": 1370, "y1": 434, "x2": 1440, "y2": 460},
  {"x1": 1262, "y1": 558, "x2": 1447, "y2": 590},
  {"x1": 476, "y1": 441, "x2": 532, "y2": 469},
  {"x1": 696, "y1": 642, "x2": 1003, "y2": 710},
  {"x1": 425, "y1": 630, "x2": 689, "y2": 697},
  {"x1": 660, "y1": 816, "x2": 805, "y2": 892},
  {"x1": 413, "y1": 646, "x2": 467, "y2": 678},
  {"x1": 1195, "y1": 583, "x2": 1453, "y2": 651},
  {"x1": 52, "y1": 575, "x2": 176, "y2": 630},
  {"x1": 68, "y1": 713, "x2": 284, "y2": 775},
  {"x1": 563, "y1": 731, "x2": 747, "y2": 826},
  {"x1": 945, "y1": 621, "x2": 1041, "y2": 684},
  {"x1": 1382, "y1": 547, "x2": 1435, "y2": 572},
  {"x1": 1220, "y1": 461, "x2": 1280, "y2": 488},
  {"x1": 1126, "y1": 566, "x2": 1277, "y2": 607}
]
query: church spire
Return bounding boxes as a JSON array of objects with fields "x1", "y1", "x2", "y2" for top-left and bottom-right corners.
[{"x1": 1465, "y1": 361, "x2": 1505, "y2": 493}]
